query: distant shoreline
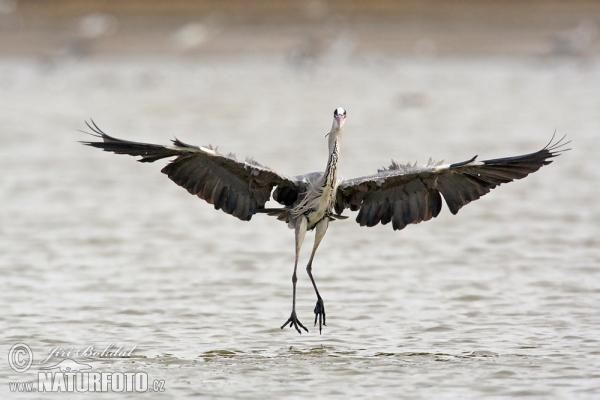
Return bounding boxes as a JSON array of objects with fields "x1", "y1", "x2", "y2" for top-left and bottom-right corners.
[{"x1": 1, "y1": 1, "x2": 598, "y2": 58}]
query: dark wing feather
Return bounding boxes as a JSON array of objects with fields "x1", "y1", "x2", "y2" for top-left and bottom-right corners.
[
  {"x1": 335, "y1": 135, "x2": 570, "y2": 230},
  {"x1": 81, "y1": 120, "x2": 302, "y2": 221}
]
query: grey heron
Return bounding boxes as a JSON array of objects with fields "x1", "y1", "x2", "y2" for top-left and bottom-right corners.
[{"x1": 81, "y1": 108, "x2": 569, "y2": 334}]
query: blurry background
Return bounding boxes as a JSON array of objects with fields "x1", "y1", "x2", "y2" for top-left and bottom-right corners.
[
  {"x1": 2, "y1": 0, "x2": 600, "y2": 58},
  {"x1": 2, "y1": 1, "x2": 599, "y2": 398}
]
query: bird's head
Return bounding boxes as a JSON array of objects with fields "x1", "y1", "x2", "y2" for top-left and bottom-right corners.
[{"x1": 332, "y1": 107, "x2": 346, "y2": 130}]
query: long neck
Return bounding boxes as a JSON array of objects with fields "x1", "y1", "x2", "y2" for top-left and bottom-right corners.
[{"x1": 323, "y1": 128, "x2": 342, "y2": 188}]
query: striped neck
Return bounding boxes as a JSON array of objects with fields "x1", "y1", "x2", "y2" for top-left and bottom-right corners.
[{"x1": 323, "y1": 128, "x2": 342, "y2": 187}]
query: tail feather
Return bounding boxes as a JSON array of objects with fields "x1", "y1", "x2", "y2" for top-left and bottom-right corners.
[
  {"x1": 255, "y1": 208, "x2": 348, "y2": 223},
  {"x1": 255, "y1": 208, "x2": 290, "y2": 222}
]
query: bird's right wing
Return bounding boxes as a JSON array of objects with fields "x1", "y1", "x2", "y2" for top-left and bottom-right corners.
[
  {"x1": 335, "y1": 135, "x2": 569, "y2": 230},
  {"x1": 81, "y1": 121, "x2": 304, "y2": 221}
]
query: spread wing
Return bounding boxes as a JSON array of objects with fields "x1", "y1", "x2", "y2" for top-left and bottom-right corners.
[
  {"x1": 81, "y1": 120, "x2": 303, "y2": 221},
  {"x1": 335, "y1": 135, "x2": 570, "y2": 230}
]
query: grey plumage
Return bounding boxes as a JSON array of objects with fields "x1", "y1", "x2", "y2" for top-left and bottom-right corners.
[
  {"x1": 335, "y1": 136, "x2": 568, "y2": 230},
  {"x1": 81, "y1": 110, "x2": 569, "y2": 335},
  {"x1": 82, "y1": 120, "x2": 303, "y2": 221}
]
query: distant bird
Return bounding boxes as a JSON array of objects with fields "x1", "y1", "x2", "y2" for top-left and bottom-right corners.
[{"x1": 81, "y1": 108, "x2": 569, "y2": 334}]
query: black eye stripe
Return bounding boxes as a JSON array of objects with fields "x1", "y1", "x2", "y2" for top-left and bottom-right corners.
[{"x1": 333, "y1": 108, "x2": 346, "y2": 117}]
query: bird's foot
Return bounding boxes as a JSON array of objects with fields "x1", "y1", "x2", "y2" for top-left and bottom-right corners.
[
  {"x1": 281, "y1": 310, "x2": 308, "y2": 334},
  {"x1": 314, "y1": 297, "x2": 326, "y2": 334}
]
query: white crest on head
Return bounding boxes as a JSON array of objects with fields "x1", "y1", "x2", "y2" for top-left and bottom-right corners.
[{"x1": 334, "y1": 107, "x2": 346, "y2": 117}]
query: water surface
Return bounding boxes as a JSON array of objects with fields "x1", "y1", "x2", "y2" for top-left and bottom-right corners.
[{"x1": 1, "y1": 56, "x2": 599, "y2": 398}]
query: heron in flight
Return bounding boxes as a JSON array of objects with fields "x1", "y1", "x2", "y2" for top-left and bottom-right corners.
[{"x1": 82, "y1": 107, "x2": 568, "y2": 334}]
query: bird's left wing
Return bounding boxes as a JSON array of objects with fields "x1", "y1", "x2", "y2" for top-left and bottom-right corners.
[
  {"x1": 335, "y1": 135, "x2": 569, "y2": 230},
  {"x1": 81, "y1": 121, "x2": 303, "y2": 221}
]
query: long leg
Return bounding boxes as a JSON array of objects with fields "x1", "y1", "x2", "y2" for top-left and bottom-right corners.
[
  {"x1": 307, "y1": 218, "x2": 329, "y2": 334},
  {"x1": 281, "y1": 216, "x2": 309, "y2": 334}
]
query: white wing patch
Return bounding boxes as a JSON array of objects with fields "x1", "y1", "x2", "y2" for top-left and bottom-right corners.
[
  {"x1": 435, "y1": 160, "x2": 484, "y2": 171},
  {"x1": 199, "y1": 146, "x2": 217, "y2": 156}
]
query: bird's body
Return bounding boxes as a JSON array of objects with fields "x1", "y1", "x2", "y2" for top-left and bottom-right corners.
[
  {"x1": 288, "y1": 109, "x2": 343, "y2": 228},
  {"x1": 82, "y1": 108, "x2": 569, "y2": 334}
]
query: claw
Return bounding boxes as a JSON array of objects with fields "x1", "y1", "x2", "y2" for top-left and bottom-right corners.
[
  {"x1": 313, "y1": 297, "x2": 326, "y2": 334},
  {"x1": 281, "y1": 311, "x2": 308, "y2": 334}
]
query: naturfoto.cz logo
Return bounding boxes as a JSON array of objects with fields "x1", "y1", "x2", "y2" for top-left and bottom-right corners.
[{"x1": 8, "y1": 343, "x2": 165, "y2": 393}]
